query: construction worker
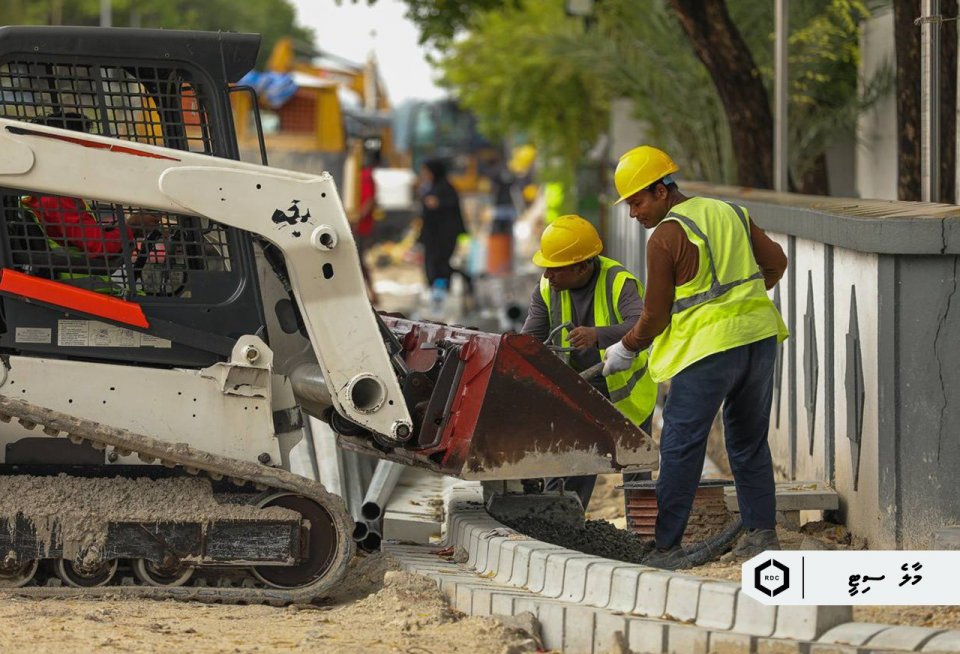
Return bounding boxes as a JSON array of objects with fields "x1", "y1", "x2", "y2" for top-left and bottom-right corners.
[
  {"x1": 603, "y1": 146, "x2": 789, "y2": 569},
  {"x1": 522, "y1": 214, "x2": 658, "y2": 507}
]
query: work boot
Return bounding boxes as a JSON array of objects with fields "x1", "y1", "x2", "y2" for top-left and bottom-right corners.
[
  {"x1": 731, "y1": 528, "x2": 781, "y2": 558},
  {"x1": 643, "y1": 545, "x2": 690, "y2": 571}
]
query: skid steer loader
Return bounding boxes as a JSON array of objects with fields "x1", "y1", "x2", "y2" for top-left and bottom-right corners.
[{"x1": 0, "y1": 26, "x2": 655, "y2": 601}]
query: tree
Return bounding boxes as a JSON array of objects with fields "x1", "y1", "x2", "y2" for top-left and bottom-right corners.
[
  {"x1": 893, "y1": 0, "x2": 957, "y2": 202},
  {"x1": 668, "y1": 0, "x2": 775, "y2": 189}
]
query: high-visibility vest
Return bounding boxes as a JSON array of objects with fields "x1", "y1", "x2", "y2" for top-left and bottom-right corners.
[
  {"x1": 540, "y1": 256, "x2": 657, "y2": 426},
  {"x1": 18, "y1": 196, "x2": 123, "y2": 295},
  {"x1": 648, "y1": 197, "x2": 788, "y2": 383}
]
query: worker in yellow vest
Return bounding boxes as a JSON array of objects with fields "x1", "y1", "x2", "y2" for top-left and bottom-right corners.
[
  {"x1": 522, "y1": 214, "x2": 658, "y2": 507},
  {"x1": 603, "y1": 146, "x2": 789, "y2": 569}
]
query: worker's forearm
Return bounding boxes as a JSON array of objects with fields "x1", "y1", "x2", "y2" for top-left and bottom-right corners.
[
  {"x1": 622, "y1": 308, "x2": 670, "y2": 352},
  {"x1": 596, "y1": 322, "x2": 634, "y2": 349},
  {"x1": 520, "y1": 287, "x2": 550, "y2": 340},
  {"x1": 750, "y1": 222, "x2": 788, "y2": 289}
]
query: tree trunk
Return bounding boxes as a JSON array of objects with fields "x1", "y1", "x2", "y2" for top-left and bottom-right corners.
[
  {"x1": 668, "y1": 0, "x2": 774, "y2": 189},
  {"x1": 894, "y1": 0, "x2": 957, "y2": 202},
  {"x1": 797, "y1": 152, "x2": 830, "y2": 196}
]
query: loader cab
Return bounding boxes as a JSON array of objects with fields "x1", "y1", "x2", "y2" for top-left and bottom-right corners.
[{"x1": 0, "y1": 27, "x2": 268, "y2": 368}]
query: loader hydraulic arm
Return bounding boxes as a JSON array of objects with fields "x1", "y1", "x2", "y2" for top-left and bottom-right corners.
[{"x1": 0, "y1": 117, "x2": 413, "y2": 441}]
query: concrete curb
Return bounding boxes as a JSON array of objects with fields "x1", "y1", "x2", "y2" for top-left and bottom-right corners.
[{"x1": 384, "y1": 482, "x2": 960, "y2": 654}]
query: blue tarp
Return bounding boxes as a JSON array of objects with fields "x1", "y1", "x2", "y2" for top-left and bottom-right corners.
[{"x1": 237, "y1": 71, "x2": 299, "y2": 109}]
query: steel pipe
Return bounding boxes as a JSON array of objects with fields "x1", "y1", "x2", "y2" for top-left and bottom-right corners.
[{"x1": 361, "y1": 460, "x2": 406, "y2": 521}]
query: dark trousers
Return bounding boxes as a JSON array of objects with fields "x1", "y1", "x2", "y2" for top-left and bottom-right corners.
[
  {"x1": 546, "y1": 415, "x2": 654, "y2": 509},
  {"x1": 655, "y1": 337, "x2": 777, "y2": 549}
]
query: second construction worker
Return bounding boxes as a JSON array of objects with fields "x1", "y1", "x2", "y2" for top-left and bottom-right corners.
[
  {"x1": 603, "y1": 146, "x2": 789, "y2": 569},
  {"x1": 521, "y1": 214, "x2": 658, "y2": 507}
]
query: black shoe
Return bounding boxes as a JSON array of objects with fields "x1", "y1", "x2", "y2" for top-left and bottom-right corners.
[
  {"x1": 643, "y1": 545, "x2": 690, "y2": 570},
  {"x1": 731, "y1": 528, "x2": 781, "y2": 558}
]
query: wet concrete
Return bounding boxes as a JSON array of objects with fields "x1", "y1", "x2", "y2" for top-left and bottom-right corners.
[{"x1": 498, "y1": 515, "x2": 654, "y2": 564}]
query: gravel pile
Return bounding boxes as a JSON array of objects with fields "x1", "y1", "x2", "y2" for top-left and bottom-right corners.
[{"x1": 499, "y1": 516, "x2": 654, "y2": 563}]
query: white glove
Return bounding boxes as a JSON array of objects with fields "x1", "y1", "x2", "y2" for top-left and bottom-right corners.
[{"x1": 603, "y1": 340, "x2": 638, "y2": 377}]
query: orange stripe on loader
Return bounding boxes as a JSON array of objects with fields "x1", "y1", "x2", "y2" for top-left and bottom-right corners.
[{"x1": 0, "y1": 268, "x2": 149, "y2": 329}]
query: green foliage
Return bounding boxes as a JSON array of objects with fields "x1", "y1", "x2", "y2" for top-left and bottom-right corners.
[
  {"x1": 438, "y1": 1, "x2": 611, "y2": 192},
  {"x1": 3, "y1": 0, "x2": 313, "y2": 69}
]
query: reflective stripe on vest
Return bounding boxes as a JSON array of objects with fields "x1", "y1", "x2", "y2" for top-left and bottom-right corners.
[
  {"x1": 648, "y1": 197, "x2": 788, "y2": 383},
  {"x1": 540, "y1": 256, "x2": 657, "y2": 426}
]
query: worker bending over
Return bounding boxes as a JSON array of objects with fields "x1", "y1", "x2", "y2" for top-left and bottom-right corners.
[
  {"x1": 522, "y1": 214, "x2": 658, "y2": 507},
  {"x1": 603, "y1": 146, "x2": 788, "y2": 569}
]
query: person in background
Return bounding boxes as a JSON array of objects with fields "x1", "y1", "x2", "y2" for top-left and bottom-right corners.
[
  {"x1": 603, "y1": 145, "x2": 789, "y2": 569},
  {"x1": 350, "y1": 139, "x2": 381, "y2": 304},
  {"x1": 521, "y1": 214, "x2": 658, "y2": 508},
  {"x1": 418, "y1": 158, "x2": 469, "y2": 299}
]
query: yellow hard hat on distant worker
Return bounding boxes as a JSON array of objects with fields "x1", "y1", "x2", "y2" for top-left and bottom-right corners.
[
  {"x1": 532, "y1": 214, "x2": 602, "y2": 268},
  {"x1": 614, "y1": 145, "x2": 679, "y2": 204},
  {"x1": 509, "y1": 144, "x2": 537, "y2": 174}
]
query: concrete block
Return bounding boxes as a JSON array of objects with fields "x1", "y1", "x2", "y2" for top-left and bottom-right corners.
[
  {"x1": 709, "y1": 631, "x2": 756, "y2": 654},
  {"x1": 806, "y1": 645, "x2": 858, "y2": 654},
  {"x1": 696, "y1": 580, "x2": 739, "y2": 630},
  {"x1": 454, "y1": 582, "x2": 475, "y2": 613},
  {"x1": 470, "y1": 587, "x2": 530, "y2": 616},
  {"x1": 756, "y1": 637, "x2": 811, "y2": 653},
  {"x1": 666, "y1": 623, "x2": 710, "y2": 654},
  {"x1": 559, "y1": 557, "x2": 595, "y2": 603},
  {"x1": 508, "y1": 541, "x2": 561, "y2": 588},
  {"x1": 626, "y1": 617, "x2": 667, "y2": 654},
  {"x1": 476, "y1": 534, "x2": 507, "y2": 573},
  {"x1": 494, "y1": 540, "x2": 521, "y2": 583},
  {"x1": 664, "y1": 574, "x2": 703, "y2": 623},
  {"x1": 633, "y1": 569, "x2": 672, "y2": 617},
  {"x1": 817, "y1": 623, "x2": 892, "y2": 646},
  {"x1": 594, "y1": 612, "x2": 631, "y2": 653},
  {"x1": 732, "y1": 589, "x2": 778, "y2": 637},
  {"x1": 525, "y1": 546, "x2": 569, "y2": 593},
  {"x1": 537, "y1": 602, "x2": 567, "y2": 651},
  {"x1": 773, "y1": 605, "x2": 853, "y2": 641},
  {"x1": 608, "y1": 566, "x2": 642, "y2": 612},
  {"x1": 491, "y1": 591, "x2": 523, "y2": 616},
  {"x1": 563, "y1": 605, "x2": 597, "y2": 653},
  {"x1": 583, "y1": 562, "x2": 630, "y2": 608},
  {"x1": 542, "y1": 553, "x2": 594, "y2": 599},
  {"x1": 922, "y1": 630, "x2": 960, "y2": 652},
  {"x1": 864, "y1": 626, "x2": 946, "y2": 650}
]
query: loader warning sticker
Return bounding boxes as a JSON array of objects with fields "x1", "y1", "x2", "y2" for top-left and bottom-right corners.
[
  {"x1": 57, "y1": 320, "x2": 171, "y2": 349},
  {"x1": 14, "y1": 327, "x2": 52, "y2": 344}
]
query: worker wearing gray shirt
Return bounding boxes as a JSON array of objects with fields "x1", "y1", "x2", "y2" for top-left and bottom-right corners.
[{"x1": 521, "y1": 215, "x2": 658, "y2": 507}]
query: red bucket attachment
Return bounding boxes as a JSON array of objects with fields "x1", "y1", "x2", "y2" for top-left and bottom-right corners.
[{"x1": 339, "y1": 317, "x2": 657, "y2": 480}]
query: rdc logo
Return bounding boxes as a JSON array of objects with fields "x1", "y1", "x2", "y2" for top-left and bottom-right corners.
[{"x1": 754, "y1": 559, "x2": 790, "y2": 597}]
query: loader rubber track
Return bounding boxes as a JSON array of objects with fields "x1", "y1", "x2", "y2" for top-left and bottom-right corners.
[{"x1": 0, "y1": 396, "x2": 355, "y2": 604}]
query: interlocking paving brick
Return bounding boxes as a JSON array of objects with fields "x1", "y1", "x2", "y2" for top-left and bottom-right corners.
[
  {"x1": 507, "y1": 541, "x2": 562, "y2": 587},
  {"x1": 543, "y1": 553, "x2": 595, "y2": 599},
  {"x1": 774, "y1": 605, "x2": 853, "y2": 641},
  {"x1": 696, "y1": 580, "x2": 739, "y2": 630},
  {"x1": 626, "y1": 616, "x2": 667, "y2": 654},
  {"x1": 733, "y1": 589, "x2": 778, "y2": 637},
  {"x1": 923, "y1": 630, "x2": 960, "y2": 652},
  {"x1": 666, "y1": 623, "x2": 710, "y2": 654},
  {"x1": 864, "y1": 625, "x2": 946, "y2": 650},
  {"x1": 664, "y1": 574, "x2": 704, "y2": 623},
  {"x1": 709, "y1": 631, "x2": 756, "y2": 654},
  {"x1": 806, "y1": 645, "x2": 857, "y2": 654},
  {"x1": 583, "y1": 561, "x2": 631, "y2": 608},
  {"x1": 756, "y1": 636, "x2": 811, "y2": 653},
  {"x1": 594, "y1": 612, "x2": 631, "y2": 653},
  {"x1": 559, "y1": 556, "x2": 596, "y2": 603},
  {"x1": 526, "y1": 546, "x2": 572, "y2": 593},
  {"x1": 608, "y1": 566, "x2": 643, "y2": 612},
  {"x1": 816, "y1": 623, "x2": 891, "y2": 647},
  {"x1": 633, "y1": 569, "x2": 672, "y2": 617},
  {"x1": 563, "y1": 605, "x2": 598, "y2": 653}
]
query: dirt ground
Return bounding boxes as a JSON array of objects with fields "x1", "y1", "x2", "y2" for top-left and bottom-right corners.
[
  {"x1": 0, "y1": 553, "x2": 544, "y2": 654},
  {"x1": 587, "y1": 473, "x2": 960, "y2": 630}
]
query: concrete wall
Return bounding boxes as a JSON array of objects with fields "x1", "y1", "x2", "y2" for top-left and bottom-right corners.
[{"x1": 603, "y1": 183, "x2": 960, "y2": 548}]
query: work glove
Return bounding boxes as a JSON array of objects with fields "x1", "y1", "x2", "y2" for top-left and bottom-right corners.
[{"x1": 603, "y1": 340, "x2": 638, "y2": 377}]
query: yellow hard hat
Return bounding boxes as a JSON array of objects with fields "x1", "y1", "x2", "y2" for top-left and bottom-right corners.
[
  {"x1": 509, "y1": 144, "x2": 537, "y2": 174},
  {"x1": 532, "y1": 214, "x2": 602, "y2": 268},
  {"x1": 614, "y1": 145, "x2": 679, "y2": 204}
]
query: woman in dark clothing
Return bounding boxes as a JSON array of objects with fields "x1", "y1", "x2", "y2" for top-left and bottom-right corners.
[{"x1": 418, "y1": 158, "x2": 468, "y2": 289}]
